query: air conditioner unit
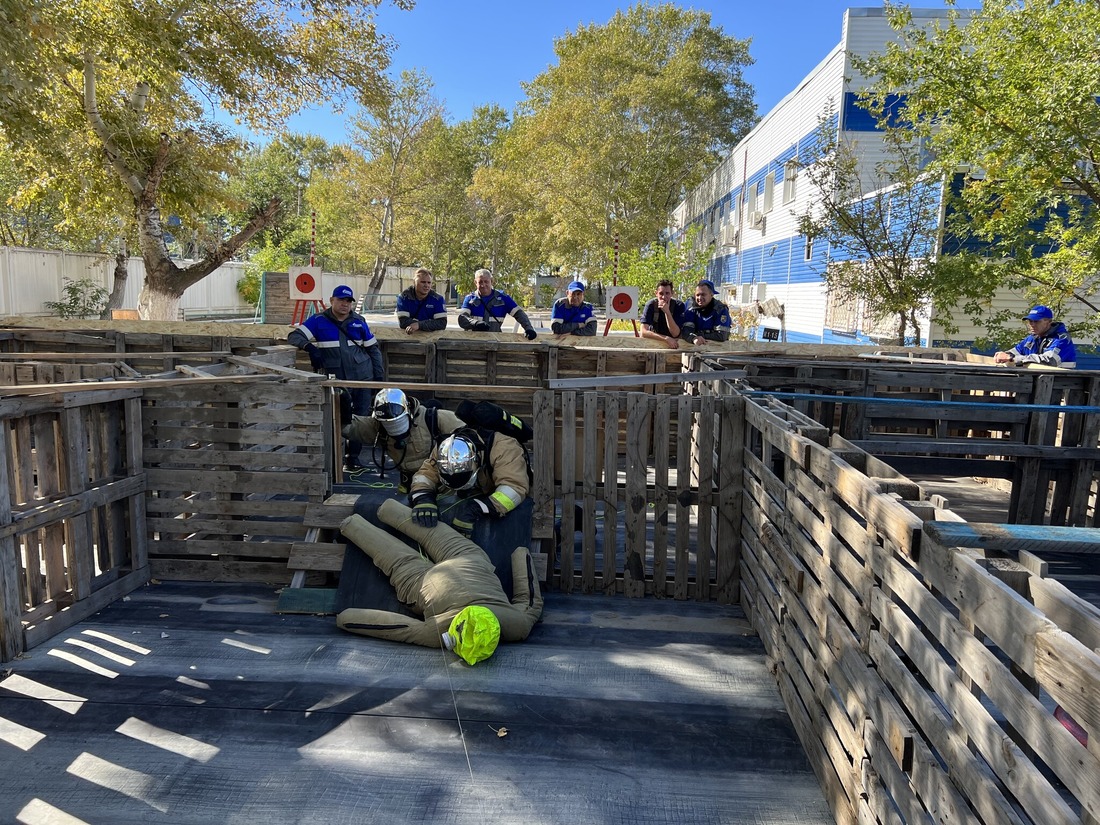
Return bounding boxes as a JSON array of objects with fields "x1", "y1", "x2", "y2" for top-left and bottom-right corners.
[
  {"x1": 721, "y1": 225, "x2": 738, "y2": 247},
  {"x1": 748, "y1": 210, "x2": 765, "y2": 229}
]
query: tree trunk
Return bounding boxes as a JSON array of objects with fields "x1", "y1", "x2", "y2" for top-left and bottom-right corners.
[
  {"x1": 131, "y1": 140, "x2": 281, "y2": 320},
  {"x1": 896, "y1": 311, "x2": 907, "y2": 346},
  {"x1": 100, "y1": 250, "x2": 130, "y2": 319}
]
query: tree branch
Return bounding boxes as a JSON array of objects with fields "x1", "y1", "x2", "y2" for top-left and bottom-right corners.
[
  {"x1": 181, "y1": 197, "x2": 282, "y2": 281},
  {"x1": 82, "y1": 51, "x2": 144, "y2": 197}
]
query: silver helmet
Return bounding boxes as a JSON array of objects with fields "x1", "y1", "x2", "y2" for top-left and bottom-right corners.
[
  {"x1": 436, "y1": 433, "x2": 480, "y2": 491},
  {"x1": 372, "y1": 388, "x2": 411, "y2": 438}
]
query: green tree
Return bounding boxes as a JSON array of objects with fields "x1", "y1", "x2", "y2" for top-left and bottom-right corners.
[
  {"x1": 795, "y1": 111, "x2": 980, "y2": 345},
  {"x1": 230, "y1": 134, "x2": 337, "y2": 252},
  {"x1": 858, "y1": 0, "x2": 1100, "y2": 342},
  {"x1": 473, "y1": 3, "x2": 755, "y2": 281},
  {"x1": 612, "y1": 225, "x2": 708, "y2": 302},
  {"x1": 349, "y1": 69, "x2": 445, "y2": 298},
  {"x1": 0, "y1": 0, "x2": 406, "y2": 320},
  {"x1": 238, "y1": 239, "x2": 293, "y2": 307}
]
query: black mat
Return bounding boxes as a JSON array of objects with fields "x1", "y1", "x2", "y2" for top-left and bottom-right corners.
[{"x1": 334, "y1": 488, "x2": 533, "y2": 615}]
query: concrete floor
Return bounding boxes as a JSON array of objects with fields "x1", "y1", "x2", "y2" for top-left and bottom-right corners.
[{"x1": 0, "y1": 583, "x2": 832, "y2": 825}]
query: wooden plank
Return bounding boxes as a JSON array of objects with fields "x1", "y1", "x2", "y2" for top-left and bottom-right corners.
[
  {"x1": 624, "y1": 392, "x2": 649, "y2": 598},
  {"x1": 548, "y1": 368, "x2": 746, "y2": 389},
  {"x1": 287, "y1": 542, "x2": 345, "y2": 571},
  {"x1": 147, "y1": 496, "x2": 310, "y2": 519},
  {"x1": 147, "y1": 516, "x2": 310, "y2": 538},
  {"x1": 151, "y1": 538, "x2": 296, "y2": 559},
  {"x1": 652, "y1": 395, "x2": 670, "y2": 596},
  {"x1": 224, "y1": 355, "x2": 323, "y2": 380},
  {"x1": 866, "y1": 623, "x2": 1028, "y2": 825},
  {"x1": 694, "y1": 394, "x2": 715, "y2": 601},
  {"x1": 0, "y1": 417, "x2": 20, "y2": 661},
  {"x1": 601, "y1": 393, "x2": 620, "y2": 593},
  {"x1": 61, "y1": 406, "x2": 94, "y2": 601},
  {"x1": 674, "y1": 394, "x2": 693, "y2": 599},
  {"x1": 925, "y1": 520, "x2": 1100, "y2": 554},
  {"x1": 32, "y1": 413, "x2": 68, "y2": 603},
  {"x1": 143, "y1": 447, "x2": 323, "y2": 470},
  {"x1": 530, "y1": 390, "x2": 555, "y2": 544},
  {"x1": 560, "y1": 391, "x2": 576, "y2": 593},
  {"x1": 716, "y1": 395, "x2": 743, "y2": 605},
  {"x1": 1030, "y1": 576, "x2": 1100, "y2": 652},
  {"x1": 147, "y1": 426, "x2": 325, "y2": 448},
  {"x1": 302, "y1": 494, "x2": 359, "y2": 529},
  {"x1": 146, "y1": 468, "x2": 329, "y2": 496},
  {"x1": 581, "y1": 391, "x2": 598, "y2": 593}
]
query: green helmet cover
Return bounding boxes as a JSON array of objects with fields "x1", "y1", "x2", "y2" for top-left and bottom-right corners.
[{"x1": 447, "y1": 606, "x2": 501, "y2": 665}]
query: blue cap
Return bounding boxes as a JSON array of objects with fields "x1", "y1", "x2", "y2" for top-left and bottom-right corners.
[
  {"x1": 567, "y1": 281, "x2": 585, "y2": 292},
  {"x1": 1024, "y1": 305, "x2": 1053, "y2": 321},
  {"x1": 697, "y1": 279, "x2": 716, "y2": 293},
  {"x1": 332, "y1": 285, "x2": 354, "y2": 300}
]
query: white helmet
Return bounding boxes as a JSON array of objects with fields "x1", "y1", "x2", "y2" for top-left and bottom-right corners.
[
  {"x1": 436, "y1": 433, "x2": 480, "y2": 491},
  {"x1": 372, "y1": 388, "x2": 411, "y2": 438}
]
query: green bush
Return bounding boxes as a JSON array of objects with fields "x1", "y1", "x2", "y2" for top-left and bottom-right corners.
[{"x1": 44, "y1": 277, "x2": 109, "y2": 319}]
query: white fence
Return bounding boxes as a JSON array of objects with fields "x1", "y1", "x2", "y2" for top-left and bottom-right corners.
[
  {"x1": 0, "y1": 248, "x2": 430, "y2": 320},
  {"x1": 0, "y1": 246, "x2": 252, "y2": 319}
]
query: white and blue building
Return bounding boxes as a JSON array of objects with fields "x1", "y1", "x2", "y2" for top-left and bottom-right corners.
[{"x1": 669, "y1": 7, "x2": 1079, "y2": 357}]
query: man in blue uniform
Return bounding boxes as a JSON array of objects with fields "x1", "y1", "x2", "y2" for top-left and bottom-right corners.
[
  {"x1": 994, "y1": 304, "x2": 1077, "y2": 368},
  {"x1": 458, "y1": 269, "x2": 537, "y2": 339},
  {"x1": 396, "y1": 267, "x2": 448, "y2": 334},
  {"x1": 682, "y1": 279, "x2": 732, "y2": 344},
  {"x1": 288, "y1": 284, "x2": 385, "y2": 470},
  {"x1": 551, "y1": 280, "x2": 597, "y2": 336}
]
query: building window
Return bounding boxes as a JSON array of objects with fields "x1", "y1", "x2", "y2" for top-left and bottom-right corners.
[
  {"x1": 804, "y1": 235, "x2": 814, "y2": 261},
  {"x1": 745, "y1": 185, "x2": 757, "y2": 217},
  {"x1": 783, "y1": 161, "x2": 798, "y2": 204},
  {"x1": 763, "y1": 172, "x2": 775, "y2": 213}
]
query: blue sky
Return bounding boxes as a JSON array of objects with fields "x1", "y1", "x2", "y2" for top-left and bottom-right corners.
[{"x1": 282, "y1": 1, "x2": 980, "y2": 144}]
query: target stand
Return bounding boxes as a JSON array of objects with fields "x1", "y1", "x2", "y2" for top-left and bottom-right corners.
[
  {"x1": 291, "y1": 300, "x2": 325, "y2": 324},
  {"x1": 603, "y1": 286, "x2": 640, "y2": 337},
  {"x1": 289, "y1": 265, "x2": 325, "y2": 324}
]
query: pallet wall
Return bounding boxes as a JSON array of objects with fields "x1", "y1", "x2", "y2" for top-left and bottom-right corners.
[
  {"x1": 531, "y1": 389, "x2": 741, "y2": 601},
  {"x1": 0, "y1": 388, "x2": 147, "y2": 660},
  {"x1": 142, "y1": 379, "x2": 333, "y2": 582},
  {"x1": 736, "y1": 390, "x2": 1100, "y2": 825}
]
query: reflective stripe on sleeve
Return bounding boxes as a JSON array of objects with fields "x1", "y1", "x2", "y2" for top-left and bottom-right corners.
[{"x1": 490, "y1": 485, "x2": 522, "y2": 513}]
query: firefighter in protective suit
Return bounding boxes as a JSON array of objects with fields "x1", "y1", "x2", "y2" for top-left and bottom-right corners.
[
  {"x1": 409, "y1": 429, "x2": 529, "y2": 537},
  {"x1": 342, "y1": 388, "x2": 465, "y2": 489},
  {"x1": 336, "y1": 499, "x2": 543, "y2": 663}
]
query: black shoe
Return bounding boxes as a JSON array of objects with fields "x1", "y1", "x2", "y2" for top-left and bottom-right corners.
[{"x1": 343, "y1": 458, "x2": 365, "y2": 473}]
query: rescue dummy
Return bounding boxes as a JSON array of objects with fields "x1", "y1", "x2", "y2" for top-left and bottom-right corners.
[{"x1": 336, "y1": 498, "x2": 543, "y2": 664}]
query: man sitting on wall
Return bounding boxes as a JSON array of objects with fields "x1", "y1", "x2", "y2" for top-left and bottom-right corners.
[
  {"x1": 640, "y1": 279, "x2": 685, "y2": 349},
  {"x1": 396, "y1": 268, "x2": 448, "y2": 334},
  {"x1": 994, "y1": 305, "x2": 1077, "y2": 369},
  {"x1": 681, "y1": 279, "x2": 732, "y2": 345},
  {"x1": 551, "y1": 281, "x2": 597, "y2": 336}
]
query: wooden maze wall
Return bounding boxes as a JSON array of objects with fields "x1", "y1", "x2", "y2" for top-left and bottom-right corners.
[
  {"x1": 700, "y1": 356, "x2": 1100, "y2": 526},
  {"x1": 142, "y1": 380, "x2": 333, "y2": 582},
  {"x1": 680, "y1": 358, "x2": 1100, "y2": 825},
  {"x1": 0, "y1": 387, "x2": 147, "y2": 661}
]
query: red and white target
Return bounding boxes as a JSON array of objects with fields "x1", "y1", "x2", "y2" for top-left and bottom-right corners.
[
  {"x1": 606, "y1": 286, "x2": 639, "y2": 319},
  {"x1": 289, "y1": 266, "x2": 323, "y2": 300}
]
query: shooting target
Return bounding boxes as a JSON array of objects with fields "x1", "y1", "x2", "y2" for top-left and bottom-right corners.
[
  {"x1": 606, "y1": 286, "x2": 639, "y2": 319},
  {"x1": 289, "y1": 266, "x2": 323, "y2": 300}
]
